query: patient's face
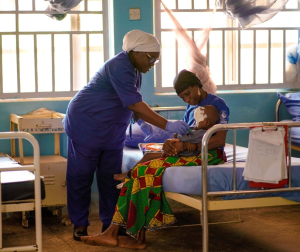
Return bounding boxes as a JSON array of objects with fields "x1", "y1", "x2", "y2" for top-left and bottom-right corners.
[{"x1": 178, "y1": 85, "x2": 200, "y2": 105}]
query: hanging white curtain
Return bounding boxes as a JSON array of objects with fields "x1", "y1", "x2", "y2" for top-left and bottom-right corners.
[{"x1": 160, "y1": 0, "x2": 217, "y2": 94}]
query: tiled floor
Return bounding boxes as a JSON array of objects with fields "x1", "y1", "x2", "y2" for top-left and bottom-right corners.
[{"x1": 2, "y1": 203, "x2": 300, "y2": 252}]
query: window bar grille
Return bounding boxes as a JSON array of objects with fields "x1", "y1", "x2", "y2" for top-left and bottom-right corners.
[
  {"x1": 32, "y1": 0, "x2": 35, "y2": 11},
  {"x1": 84, "y1": 0, "x2": 88, "y2": 11},
  {"x1": 191, "y1": 0, "x2": 194, "y2": 10},
  {"x1": 222, "y1": 29, "x2": 225, "y2": 85},
  {"x1": 192, "y1": 30, "x2": 194, "y2": 44},
  {"x1": 34, "y1": 34, "x2": 38, "y2": 92},
  {"x1": 232, "y1": 29, "x2": 237, "y2": 85},
  {"x1": 175, "y1": 0, "x2": 178, "y2": 9},
  {"x1": 16, "y1": 34, "x2": 21, "y2": 95},
  {"x1": 0, "y1": 35, "x2": 2, "y2": 94},
  {"x1": 283, "y1": 30, "x2": 286, "y2": 84},
  {"x1": 69, "y1": 33, "x2": 73, "y2": 92},
  {"x1": 103, "y1": 0, "x2": 109, "y2": 61},
  {"x1": 220, "y1": 0, "x2": 224, "y2": 9},
  {"x1": 16, "y1": 0, "x2": 20, "y2": 95},
  {"x1": 51, "y1": 34, "x2": 55, "y2": 92},
  {"x1": 206, "y1": 0, "x2": 209, "y2": 9},
  {"x1": 268, "y1": 29, "x2": 271, "y2": 84},
  {"x1": 175, "y1": 38, "x2": 178, "y2": 77},
  {"x1": 253, "y1": 30, "x2": 256, "y2": 85},
  {"x1": 238, "y1": 29, "x2": 241, "y2": 85},
  {"x1": 86, "y1": 33, "x2": 90, "y2": 83},
  {"x1": 154, "y1": 0, "x2": 162, "y2": 90}
]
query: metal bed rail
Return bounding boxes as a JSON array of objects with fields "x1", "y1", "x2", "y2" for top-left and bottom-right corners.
[
  {"x1": 275, "y1": 99, "x2": 281, "y2": 122},
  {"x1": 201, "y1": 121, "x2": 300, "y2": 252},
  {"x1": 151, "y1": 106, "x2": 186, "y2": 119},
  {"x1": 0, "y1": 132, "x2": 42, "y2": 252}
]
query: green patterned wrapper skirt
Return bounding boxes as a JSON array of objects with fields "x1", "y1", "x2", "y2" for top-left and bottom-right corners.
[{"x1": 112, "y1": 148, "x2": 227, "y2": 238}]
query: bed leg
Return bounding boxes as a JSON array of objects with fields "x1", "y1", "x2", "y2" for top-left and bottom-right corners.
[
  {"x1": 236, "y1": 209, "x2": 242, "y2": 222},
  {"x1": 22, "y1": 211, "x2": 29, "y2": 228},
  {"x1": 200, "y1": 210, "x2": 202, "y2": 225}
]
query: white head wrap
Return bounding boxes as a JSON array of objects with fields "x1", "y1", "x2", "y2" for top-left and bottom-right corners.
[{"x1": 122, "y1": 30, "x2": 161, "y2": 53}]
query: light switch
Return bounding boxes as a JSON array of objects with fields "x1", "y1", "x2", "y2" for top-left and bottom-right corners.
[{"x1": 129, "y1": 8, "x2": 140, "y2": 20}]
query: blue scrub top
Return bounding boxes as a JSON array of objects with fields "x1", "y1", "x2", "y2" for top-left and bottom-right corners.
[
  {"x1": 183, "y1": 93, "x2": 230, "y2": 126},
  {"x1": 63, "y1": 51, "x2": 143, "y2": 150}
]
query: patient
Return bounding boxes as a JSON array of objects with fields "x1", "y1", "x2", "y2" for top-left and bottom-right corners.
[
  {"x1": 115, "y1": 105, "x2": 220, "y2": 182},
  {"x1": 81, "y1": 105, "x2": 226, "y2": 249}
]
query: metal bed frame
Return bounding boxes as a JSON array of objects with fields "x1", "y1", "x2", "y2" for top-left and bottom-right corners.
[
  {"x1": 165, "y1": 122, "x2": 300, "y2": 251},
  {"x1": 199, "y1": 121, "x2": 300, "y2": 252},
  {"x1": 0, "y1": 132, "x2": 42, "y2": 252},
  {"x1": 128, "y1": 106, "x2": 300, "y2": 251}
]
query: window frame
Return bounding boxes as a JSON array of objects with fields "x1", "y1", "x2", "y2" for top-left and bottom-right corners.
[
  {"x1": 154, "y1": 0, "x2": 300, "y2": 93},
  {"x1": 0, "y1": 0, "x2": 110, "y2": 99}
]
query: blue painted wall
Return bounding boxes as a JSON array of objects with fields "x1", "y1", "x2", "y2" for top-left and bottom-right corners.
[{"x1": 0, "y1": 101, "x2": 69, "y2": 157}]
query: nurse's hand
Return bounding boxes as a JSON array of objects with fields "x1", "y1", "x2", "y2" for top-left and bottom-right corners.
[
  {"x1": 137, "y1": 119, "x2": 153, "y2": 140},
  {"x1": 165, "y1": 120, "x2": 189, "y2": 135}
]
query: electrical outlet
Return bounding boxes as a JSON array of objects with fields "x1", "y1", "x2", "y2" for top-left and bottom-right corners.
[{"x1": 129, "y1": 8, "x2": 140, "y2": 20}]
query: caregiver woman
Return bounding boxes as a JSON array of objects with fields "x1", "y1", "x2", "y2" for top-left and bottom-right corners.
[
  {"x1": 163, "y1": 69, "x2": 230, "y2": 156},
  {"x1": 62, "y1": 30, "x2": 189, "y2": 241}
]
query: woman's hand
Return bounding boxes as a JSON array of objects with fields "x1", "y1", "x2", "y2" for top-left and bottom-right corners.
[
  {"x1": 173, "y1": 141, "x2": 184, "y2": 154},
  {"x1": 162, "y1": 139, "x2": 180, "y2": 156}
]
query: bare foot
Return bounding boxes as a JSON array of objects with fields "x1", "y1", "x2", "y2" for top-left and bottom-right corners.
[
  {"x1": 117, "y1": 236, "x2": 146, "y2": 249},
  {"x1": 114, "y1": 172, "x2": 127, "y2": 181},
  {"x1": 81, "y1": 233, "x2": 118, "y2": 247}
]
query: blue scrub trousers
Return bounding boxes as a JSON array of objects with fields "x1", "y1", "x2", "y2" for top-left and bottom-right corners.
[{"x1": 66, "y1": 137, "x2": 122, "y2": 227}]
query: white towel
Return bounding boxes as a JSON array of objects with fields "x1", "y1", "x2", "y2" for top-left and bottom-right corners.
[{"x1": 243, "y1": 127, "x2": 287, "y2": 183}]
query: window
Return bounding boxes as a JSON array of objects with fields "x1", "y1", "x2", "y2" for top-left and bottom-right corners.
[
  {"x1": 155, "y1": 0, "x2": 300, "y2": 93},
  {"x1": 0, "y1": 0, "x2": 109, "y2": 99}
]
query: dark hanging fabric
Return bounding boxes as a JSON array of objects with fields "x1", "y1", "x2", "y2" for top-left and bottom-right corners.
[
  {"x1": 221, "y1": 0, "x2": 289, "y2": 29},
  {"x1": 46, "y1": 0, "x2": 82, "y2": 20}
]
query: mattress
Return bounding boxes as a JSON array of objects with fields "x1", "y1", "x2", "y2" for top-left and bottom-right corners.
[
  {"x1": 122, "y1": 144, "x2": 300, "y2": 202},
  {"x1": 0, "y1": 153, "x2": 45, "y2": 202}
]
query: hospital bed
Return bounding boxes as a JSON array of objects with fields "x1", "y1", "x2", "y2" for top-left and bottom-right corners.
[
  {"x1": 122, "y1": 120, "x2": 300, "y2": 252},
  {"x1": 0, "y1": 132, "x2": 44, "y2": 252}
]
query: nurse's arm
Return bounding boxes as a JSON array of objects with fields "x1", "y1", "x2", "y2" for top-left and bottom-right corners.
[{"x1": 128, "y1": 101, "x2": 168, "y2": 130}]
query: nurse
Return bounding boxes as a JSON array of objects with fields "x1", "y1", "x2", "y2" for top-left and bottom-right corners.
[{"x1": 62, "y1": 29, "x2": 189, "y2": 241}]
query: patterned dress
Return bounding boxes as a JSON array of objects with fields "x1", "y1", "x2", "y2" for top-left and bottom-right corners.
[{"x1": 112, "y1": 149, "x2": 227, "y2": 238}]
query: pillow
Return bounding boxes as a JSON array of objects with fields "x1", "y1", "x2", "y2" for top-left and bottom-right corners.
[
  {"x1": 280, "y1": 120, "x2": 300, "y2": 147},
  {"x1": 277, "y1": 92, "x2": 300, "y2": 120},
  {"x1": 125, "y1": 122, "x2": 174, "y2": 148}
]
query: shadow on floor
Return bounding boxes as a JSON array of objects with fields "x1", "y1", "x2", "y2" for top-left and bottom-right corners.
[{"x1": 2, "y1": 204, "x2": 300, "y2": 252}]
